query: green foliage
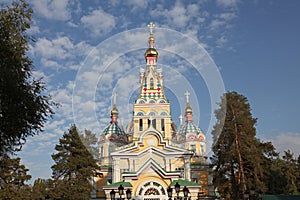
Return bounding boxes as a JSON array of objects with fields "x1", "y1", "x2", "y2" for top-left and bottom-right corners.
[
  {"x1": 266, "y1": 150, "x2": 299, "y2": 195},
  {"x1": 31, "y1": 178, "x2": 54, "y2": 199},
  {"x1": 80, "y1": 129, "x2": 100, "y2": 159},
  {"x1": 0, "y1": 0, "x2": 57, "y2": 155},
  {"x1": 0, "y1": 154, "x2": 32, "y2": 199},
  {"x1": 211, "y1": 91, "x2": 300, "y2": 198},
  {"x1": 51, "y1": 124, "x2": 100, "y2": 199},
  {"x1": 211, "y1": 91, "x2": 271, "y2": 198}
]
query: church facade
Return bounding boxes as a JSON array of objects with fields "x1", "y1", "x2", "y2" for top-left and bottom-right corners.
[{"x1": 94, "y1": 23, "x2": 210, "y2": 200}]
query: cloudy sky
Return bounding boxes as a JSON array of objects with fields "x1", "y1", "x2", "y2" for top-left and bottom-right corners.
[{"x1": 3, "y1": 0, "x2": 300, "y2": 183}]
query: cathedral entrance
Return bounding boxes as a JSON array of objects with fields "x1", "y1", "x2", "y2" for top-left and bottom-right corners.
[{"x1": 136, "y1": 181, "x2": 167, "y2": 200}]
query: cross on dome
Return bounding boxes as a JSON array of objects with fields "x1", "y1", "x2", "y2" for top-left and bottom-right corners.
[
  {"x1": 148, "y1": 22, "x2": 155, "y2": 35},
  {"x1": 113, "y1": 92, "x2": 117, "y2": 105},
  {"x1": 184, "y1": 90, "x2": 190, "y2": 103},
  {"x1": 179, "y1": 115, "x2": 183, "y2": 126}
]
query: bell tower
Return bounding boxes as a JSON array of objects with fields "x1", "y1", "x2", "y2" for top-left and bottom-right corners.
[{"x1": 131, "y1": 22, "x2": 173, "y2": 140}]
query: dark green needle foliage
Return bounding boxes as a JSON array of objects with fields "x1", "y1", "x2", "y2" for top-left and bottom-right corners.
[
  {"x1": 51, "y1": 124, "x2": 100, "y2": 199},
  {"x1": 211, "y1": 91, "x2": 274, "y2": 199},
  {"x1": 0, "y1": 154, "x2": 32, "y2": 199}
]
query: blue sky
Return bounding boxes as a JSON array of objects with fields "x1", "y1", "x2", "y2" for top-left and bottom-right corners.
[{"x1": 3, "y1": 0, "x2": 300, "y2": 183}]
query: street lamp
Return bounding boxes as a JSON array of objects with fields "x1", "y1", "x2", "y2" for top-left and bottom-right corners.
[
  {"x1": 175, "y1": 182, "x2": 180, "y2": 199},
  {"x1": 110, "y1": 189, "x2": 116, "y2": 200},
  {"x1": 183, "y1": 186, "x2": 189, "y2": 199},
  {"x1": 118, "y1": 185, "x2": 124, "y2": 200},
  {"x1": 126, "y1": 188, "x2": 132, "y2": 200},
  {"x1": 167, "y1": 187, "x2": 173, "y2": 200}
]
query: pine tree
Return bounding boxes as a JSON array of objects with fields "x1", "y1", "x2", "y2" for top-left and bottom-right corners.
[
  {"x1": 31, "y1": 178, "x2": 54, "y2": 199},
  {"x1": 80, "y1": 129, "x2": 99, "y2": 159},
  {"x1": 211, "y1": 91, "x2": 268, "y2": 199},
  {"x1": 0, "y1": 0, "x2": 57, "y2": 155},
  {"x1": 0, "y1": 154, "x2": 32, "y2": 199},
  {"x1": 51, "y1": 124, "x2": 100, "y2": 199},
  {"x1": 282, "y1": 150, "x2": 298, "y2": 194}
]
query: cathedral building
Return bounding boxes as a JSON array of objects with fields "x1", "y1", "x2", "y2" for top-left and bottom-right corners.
[{"x1": 95, "y1": 23, "x2": 210, "y2": 200}]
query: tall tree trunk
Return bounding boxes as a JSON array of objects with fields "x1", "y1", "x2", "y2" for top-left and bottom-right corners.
[{"x1": 231, "y1": 105, "x2": 246, "y2": 196}]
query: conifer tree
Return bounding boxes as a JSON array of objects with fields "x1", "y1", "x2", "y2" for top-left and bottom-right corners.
[
  {"x1": 51, "y1": 124, "x2": 100, "y2": 199},
  {"x1": 211, "y1": 91, "x2": 268, "y2": 199},
  {"x1": 0, "y1": 154, "x2": 32, "y2": 199}
]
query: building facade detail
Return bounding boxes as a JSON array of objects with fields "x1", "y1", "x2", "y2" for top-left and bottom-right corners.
[{"x1": 95, "y1": 23, "x2": 210, "y2": 200}]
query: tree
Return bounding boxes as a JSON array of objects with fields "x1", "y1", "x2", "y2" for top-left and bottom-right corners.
[
  {"x1": 0, "y1": 154, "x2": 32, "y2": 199},
  {"x1": 31, "y1": 178, "x2": 54, "y2": 199},
  {"x1": 0, "y1": 0, "x2": 57, "y2": 155},
  {"x1": 211, "y1": 91, "x2": 268, "y2": 199},
  {"x1": 51, "y1": 125, "x2": 100, "y2": 199},
  {"x1": 80, "y1": 129, "x2": 99, "y2": 159}
]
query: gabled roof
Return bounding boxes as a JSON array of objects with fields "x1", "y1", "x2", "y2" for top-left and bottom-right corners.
[{"x1": 122, "y1": 158, "x2": 181, "y2": 180}]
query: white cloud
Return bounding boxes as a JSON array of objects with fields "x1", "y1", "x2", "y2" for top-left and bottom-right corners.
[
  {"x1": 219, "y1": 12, "x2": 237, "y2": 21},
  {"x1": 67, "y1": 21, "x2": 79, "y2": 28},
  {"x1": 80, "y1": 9, "x2": 116, "y2": 37},
  {"x1": 34, "y1": 37, "x2": 74, "y2": 59},
  {"x1": 216, "y1": 0, "x2": 240, "y2": 9},
  {"x1": 127, "y1": 0, "x2": 148, "y2": 9},
  {"x1": 31, "y1": 0, "x2": 71, "y2": 21},
  {"x1": 32, "y1": 36, "x2": 93, "y2": 70},
  {"x1": 272, "y1": 132, "x2": 300, "y2": 157},
  {"x1": 150, "y1": 1, "x2": 191, "y2": 29}
]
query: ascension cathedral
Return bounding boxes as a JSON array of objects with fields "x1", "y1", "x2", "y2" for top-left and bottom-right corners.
[{"x1": 94, "y1": 23, "x2": 211, "y2": 200}]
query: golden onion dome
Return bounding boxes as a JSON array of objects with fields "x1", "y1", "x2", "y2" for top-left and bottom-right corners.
[
  {"x1": 185, "y1": 103, "x2": 193, "y2": 114},
  {"x1": 111, "y1": 106, "x2": 119, "y2": 115},
  {"x1": 144, "y1": 47, "x2": 158, "y2": 58}
]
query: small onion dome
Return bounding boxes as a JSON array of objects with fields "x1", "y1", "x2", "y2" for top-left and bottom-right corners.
[
  {"x1": 111, "y1": 106, "x2": 119, "y2": 115},
  {"x1": 103, "y1": 123, "x2": 125, "y2": 136},
  {"x1": 144, "y1": 47, "x2": 158, "y2": 58},
  {"x1": 177, "y1": 121, "x2": 204, "y2": 136},
  {"x1": 185, "y1": 104, "x2": 193, "y2": 114}
]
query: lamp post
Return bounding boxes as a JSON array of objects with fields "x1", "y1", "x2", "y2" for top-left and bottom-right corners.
[
  {"x1": 126, "y1": 188, "x2": 132, "y2": 200},
  {"x1": 175, "y1": 182, "x2": 180, "y2": 199},
  {"x1": 110, "y1": 189, "x2": 116, "y2": 200},
  {"x1": 167, "y1": 187, "x2": 173, "y2": 200},
  {"x1": 110, "y1": 186, "x2": 132, "y2": 200},
  {"x1": 118, "y1": 185, "x2": 124, "y2": 200},
  {"x1": 183, "y1": 186, "x2": 189, "y2": 200},
  {"x1": 167, "y1": 182, "x2": 190, "y2": 200}
]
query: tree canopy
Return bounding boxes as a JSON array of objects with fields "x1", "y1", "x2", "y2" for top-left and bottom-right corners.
[
  {"x1": 211, "y1": 91, "x2": 300, "y2": 198},
  {"x1": 51, "y1": 125, "x2": 100, "y2": 199},
  {"x1": 0, "y1": 154, "x2": 32, "y2": 199},
  {"x1": 0, "y1": 0, "x2": 57, "y2": 155}
]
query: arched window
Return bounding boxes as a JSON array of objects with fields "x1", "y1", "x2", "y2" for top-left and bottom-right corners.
[
  {"x1": 150, "y1": 78, "x2": 154, "y2": 89},
  {"x1": 152, "y1": 119, "x2": 156, "y2": 129},
  {"x1": 149, "y1": 100, "x2": 155, "y2": 104},
  {"x1": 139, "y1": 119, "x2": 143, "y2": 131},
  {"x1": 161, "y1": 119, "x2": 165, "y2": 132}
]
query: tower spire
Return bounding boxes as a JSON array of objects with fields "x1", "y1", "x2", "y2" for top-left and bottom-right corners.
[
  {"x1": 111, "y1": 92, "x2": 119, "y2": 123},
  {"x1": 144, "y1": 22, "x2": 158, "y2": 62},
  {"x1": 184, "y1": 90, "x2": 193, "y2": 122},
  {"x1": 148, "y1": 22, "x2": 155, "y2": 48}
]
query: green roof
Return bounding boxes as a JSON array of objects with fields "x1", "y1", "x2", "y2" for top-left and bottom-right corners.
[
  {"x1": 171, "y1": 179, "x2": 201, "y2": 187},
  {"x1": 103, "y1": 181, "x2": 132, "y2": 188}
]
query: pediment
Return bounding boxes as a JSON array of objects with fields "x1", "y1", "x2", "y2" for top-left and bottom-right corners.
[{"x1": 122, "y1": 158, "x2": 181, "y2": 180}]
